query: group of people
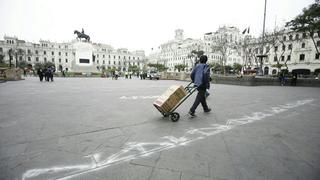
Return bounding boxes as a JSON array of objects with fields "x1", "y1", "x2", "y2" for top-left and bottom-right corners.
[
  {"x1": 279, "y1": 72, "x2": 297, "y2": 86},
  {"x1": 37, "y1": 66, "x2": 55, "y2": 82}
]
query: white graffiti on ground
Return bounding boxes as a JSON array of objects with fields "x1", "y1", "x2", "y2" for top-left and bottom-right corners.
[
  {"x1": 22, "y1": 99, "x2": 314, "y2": 180},
  {"x1": 119, "y1": 95, "x2": 159, "y2": 100}
]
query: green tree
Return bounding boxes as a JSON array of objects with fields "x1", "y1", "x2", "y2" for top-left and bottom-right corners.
[
  {"x1": 100, "y1": 65, "x2": 106, "y2": 73},
  {"x1": 18, "y1": 61, "x2": 28, "y2": 69},
  {"x1": 286, "y1": 2, "x2": 320, "y2": 54},
  {"x1": 211, "y1": 37, "x2": 239, "y2": 75},
  {"x1": 34, "y1": 62, "x2": 44, "y2": 70},
  {"x1": 44, "y1": 62, "x2": 55, "y2": 68},
  {"x1": 147, "y1": 63, "x2": 168, "y2": 72},
  {"x1": 188, "y1": 50, "x2": 204, "y2": 66},
  {"x1": 233, "y1": 63, "x2": 243, "y2": 73},
  {"x1": 128, "y1": 65, "x2": 139, "y2": 73},
  {"x1": 174, "y1": 64, "x2": 188, "y2": 72},
  {"x1": 225, "y1": 65, "x2": 233, "y2": 74},
  {"x1": 209, "y1": 62, "x2": 221, "y2": 73}
]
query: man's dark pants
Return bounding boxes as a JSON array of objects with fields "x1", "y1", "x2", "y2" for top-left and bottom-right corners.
[{"x1": 190, "y1": 87, "x2": 209, "y2": 113}]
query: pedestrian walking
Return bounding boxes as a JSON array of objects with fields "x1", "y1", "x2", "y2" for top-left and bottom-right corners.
[
  {"x1": 37, "y1": 68, "x2": 44, "y2": 82},
  {"x1": 189, "y1": 55, "x2": 211, "y2": 117},
  {"x1": 291, "y1": 72, "x2": 297, "y2": 86},
  {"x1": 48, "y1": 66, "x2": 54, "y2": 81}
]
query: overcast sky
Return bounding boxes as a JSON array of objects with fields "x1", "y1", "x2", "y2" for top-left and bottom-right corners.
[{"x1": 0, "y1": 0, "x2": 315, "y2": 54}]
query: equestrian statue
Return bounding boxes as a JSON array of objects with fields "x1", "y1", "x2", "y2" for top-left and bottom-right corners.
[{"x1": 74, "y1": 28, "x2": 90, "y2": 42}]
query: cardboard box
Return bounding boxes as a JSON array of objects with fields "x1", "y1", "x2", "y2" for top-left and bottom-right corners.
[{"x1": 153, "y1": 85, "x2": 187, "y2": 113}]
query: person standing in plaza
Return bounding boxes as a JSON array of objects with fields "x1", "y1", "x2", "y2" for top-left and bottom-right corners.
[
  {"x1": 291, "y1": 72, "x2": 297, "y2": 86},
  {"x1": 37, "y1": 68, "x2": 44, "y2": 82},
  {"x1": 189, "y1": 55, "x2": 211, "y2": 116}
]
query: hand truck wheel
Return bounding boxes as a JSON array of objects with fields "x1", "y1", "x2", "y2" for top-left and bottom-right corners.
[{"x1": 170, "y1": 112, "x2": 180, "y2": 122}]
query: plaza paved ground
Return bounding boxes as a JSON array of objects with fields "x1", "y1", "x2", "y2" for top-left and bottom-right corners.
[{"x1": 0, "y1": 77, "x2": 320, "y2": 180}]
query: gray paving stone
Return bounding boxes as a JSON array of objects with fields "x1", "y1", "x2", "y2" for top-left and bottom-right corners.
[
  {"x1": 84, "y1": 162, "x2": 153, "y2": 180},
  {"x1": 148, "y1": 168, "x2": 181, "y2": 180},
  {"x1": 1, "y1": 78, "x2": 320, "y2": 179}
]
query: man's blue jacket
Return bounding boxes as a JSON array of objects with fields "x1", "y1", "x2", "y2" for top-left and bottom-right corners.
[{"x1": 191, "y1": 63, "x2": 210, "y2": 89}]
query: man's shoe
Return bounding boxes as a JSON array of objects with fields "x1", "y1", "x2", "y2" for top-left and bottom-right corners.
[
  {"x1": 188, "y1": 111, "x2": 196, "y2": 117},
  {"x1": 204, "y1": 108, "x2": 211, "y2": 113}
]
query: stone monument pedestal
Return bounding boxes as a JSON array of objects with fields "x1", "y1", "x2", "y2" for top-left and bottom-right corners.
[{"x1": 71, "y1": 41, "x2": 99, "y2": 73}]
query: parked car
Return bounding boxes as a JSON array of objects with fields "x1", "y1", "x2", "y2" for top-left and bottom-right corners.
[{"x1": 147, "y1": 70, "x2": 160, "y2": 80}]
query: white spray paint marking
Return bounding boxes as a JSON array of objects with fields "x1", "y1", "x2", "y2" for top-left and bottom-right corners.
[
  {"x1": 22, "y1": 164, "x2": 94, "y2": 180},
  {"x1": 119, "y1": 95, "x2": 159, "y2": 100},
  {"x1": 22, "y1": 99, "x2": 314, "y2": 180}
]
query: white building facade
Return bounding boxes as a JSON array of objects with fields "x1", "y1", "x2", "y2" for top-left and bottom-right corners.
[
  {"x1": 244, "y1": 30, "x2": 320, "y2": 75},
  {"x1": 148, "y1": 27, "x2": 244, "y2": 72},
  {"x1": 0, "y1": 36, "x2": 146, "y2": 73}
]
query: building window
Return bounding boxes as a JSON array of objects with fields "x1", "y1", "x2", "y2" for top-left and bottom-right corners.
[
  {"x1": 282, "y1": 45, "x2": 286, "y2": 51},
  {"x1": 283, "y1": 36, "x2": 287, "y2": 41},
  {"x1": 299, "y1": 54, "x2": 305, "y2": 61},
  {"x1": 65, "y1": 59, "x2": 68, "y2": 63},
  {"x1": 44, "y1": 51, "x2": 46, "y2": 55},
  {"x1": 59, "y1": 59, "x2": 61, "y2": 63},
  {"x1": 36, "y1": 57, "x2": 39, "y2": 62},
  {"x1": 35, "y1": 50, "x2": 38, "y2": 55},
  {"x1": 59, "y1": 52, "x2": 61, "y2": 56},
  {"x1": 52, "y1": 58, "x2": 54, "y2": 62},
  {"x1": 103, "y1": 60, "x2": 105, "y2": 64},
  {"x1": 274, "y1": 56, "x2": 278, "y2": 62},
  {"x1": 274, "y1": 46, "x2": 278, "y2": 52},
  {"x1": 114, "y1": 55, "x2": 116, "y2": 59},
  {"x1": 65, "y1": 52, "x2": 68, "y2": 56},
  {"x1": 316, "y1": 53, "x2": 320, "y2": 60},
  {"x1": 108, "y1": 55, "x2": 111, "y2": 58},
  {"x1": 287, "y1": 55, "x2": 291, "y2": 61},
  {"x1": 281, "y1": 56, "x2": 284, "y2": 61},
  {"x1": 28, "y1": 57, "x2": 31, "y2": 61},
  {"x1": 317, "y1": 41, "x2": 320, "y2": 47},
  {"x1": 289, "y1": 35, "x2": 293, "y2": 40},
  {"x1": 27, "y1": 49, "x2": 31, "y2": 54},
  {"x1": 97, "y1": 60, "x2": 99, "y2": 64},
  {"x1": 295, "y1": 34, "x2": 299, "y2": 40},
  {"x1": 118, "y1": 56, "x2": 120, "y2": 59},
  {"x1": 288, "y1": 44, "x2": 292, "y2": 50},
  {"x1": 113, "y1": 61, "x2": 115, "y2": 65},
  {"x1": 52, "y1": 51, "x2": 54, "y2": 55},
  {"x1": 103, "y1": 54, "x2": 105, "y2": 58},
  {"x1": 302, "y1": 33, "x2": 307, "y2": 38},
  {"x1": 108, "y1": 60, "x2": 110, "y2": 65},
  {"x1": 302, "y1": 43, "x2": 306, "y2": 48}
]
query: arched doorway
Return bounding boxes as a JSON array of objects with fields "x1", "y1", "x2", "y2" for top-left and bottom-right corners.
[
  {"x1": 58, "y1": 65, "x2": 63, "y2": 72},
  {"x1": 264, "y1": 67, "x2": 269, "y2": 75},
  {"x1": 272, "y1": 69, "x2": 277, "y2": 75}
]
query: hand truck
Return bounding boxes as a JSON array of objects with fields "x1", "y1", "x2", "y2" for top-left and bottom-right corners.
[{"x1": 153, "y1": 82, "x2": 197, "y2": 122}]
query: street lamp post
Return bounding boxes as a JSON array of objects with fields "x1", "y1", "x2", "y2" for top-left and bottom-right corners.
[{"x1": 259, "y1": 0, "x2": 267, "y2": 75}]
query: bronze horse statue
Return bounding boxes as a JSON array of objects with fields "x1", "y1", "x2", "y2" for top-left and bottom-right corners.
[{"x1": 74, "y1": 30, "x2": 90, "y2": 42}]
